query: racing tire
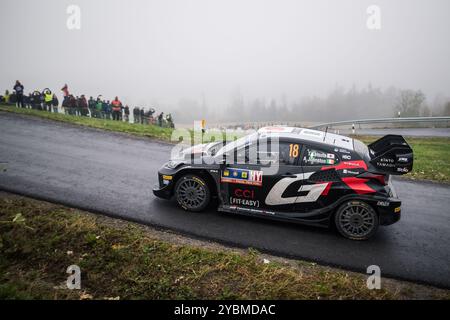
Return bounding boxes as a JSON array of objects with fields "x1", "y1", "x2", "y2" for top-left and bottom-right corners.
[
  {"x1": 174, "y1": 174, "x2": 211, "y2": 212},
  {"x1": 334, "y1": 200, "x2": 379, "y2": 240}
]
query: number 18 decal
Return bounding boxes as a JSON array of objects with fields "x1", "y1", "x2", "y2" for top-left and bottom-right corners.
[{"x1": 289, "y1": 144, "x2": 299, "y2": 158}]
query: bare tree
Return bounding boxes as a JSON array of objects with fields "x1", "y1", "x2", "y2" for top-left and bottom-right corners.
[{"x1": 394, "y1": 90, "x2": 427, "y2": 117}]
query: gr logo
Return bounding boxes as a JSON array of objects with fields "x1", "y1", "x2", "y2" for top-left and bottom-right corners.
[
  {"x1": 366, "y1": 265, "x2": 381, "y2": 290},
  {"x1": 66, "y1": 265, "x2": 81, "y2": 289}
]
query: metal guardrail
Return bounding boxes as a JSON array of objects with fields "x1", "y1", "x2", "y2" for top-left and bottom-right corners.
[{"x1": 310, "y1": 116, "x2": 450, "y2": 129}]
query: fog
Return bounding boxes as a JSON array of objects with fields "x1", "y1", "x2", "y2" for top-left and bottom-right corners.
[{"x1": 1, "y1": 0, "x2": 449, "y2": 123}]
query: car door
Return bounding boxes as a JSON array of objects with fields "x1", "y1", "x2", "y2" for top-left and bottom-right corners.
[
  {"x1": 220, "y1": 139, "x2": 303, "y2": 214},
  {"x1": 294, "y1": 144, "x2": 341, "y2": 212}
]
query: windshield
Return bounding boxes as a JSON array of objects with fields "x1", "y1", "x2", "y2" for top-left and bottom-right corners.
[{"x1": 214, "y1": 132, "x2": 258, "y2": 157}]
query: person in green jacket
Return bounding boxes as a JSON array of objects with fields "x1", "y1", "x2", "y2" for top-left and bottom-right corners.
[{"x1": 95, "y1": 99, "x2": 103, "y2": 118}]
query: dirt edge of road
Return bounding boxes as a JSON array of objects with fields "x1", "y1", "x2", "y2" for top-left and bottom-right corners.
[{"x1": 0, "y1": 191, "x2": 448, "y2": 300}]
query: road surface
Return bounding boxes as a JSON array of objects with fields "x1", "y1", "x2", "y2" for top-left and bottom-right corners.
[{"x1": 0, "y1": 112, "x2": 449, "y2": 288}]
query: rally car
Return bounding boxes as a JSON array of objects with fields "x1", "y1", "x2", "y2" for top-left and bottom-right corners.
[{"x1": 153, "y1": 127, "x2": 413, "y2": 240}]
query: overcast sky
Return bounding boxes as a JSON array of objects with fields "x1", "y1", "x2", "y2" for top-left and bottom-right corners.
[{"x1": 1, "y1": 0, "x2": 449, "y2": 108}]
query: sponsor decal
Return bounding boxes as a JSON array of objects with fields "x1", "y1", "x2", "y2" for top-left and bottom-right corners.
[
  {"x1": 192, "y1": 176, "x2": 205, "y2": 186},
  {"x1": 342, "y1": 154, "x2": 351, "y2": 160},
  {"x1": 343, "y1": 169, "x2": 359, "y2": 175},
  {"x1": 234, "y1": 188, "x2": 255, "y2": 199},
  {"x1": 398, "y1": 157, "x2": 409, "y2": 163},
  {"x1": 265, "y1": 172, "x2": 329, "y2": 205},
  {"x1": 397, "y1": 167, "x2": 409, "y2": 173},
  {"x1": 302, "y1": 129, "x2": 323, "y2": 137},
  {"x1": 221, "y1": 168, "x2": 263, "y2": 186},
  {"x1": 377, "y1": 201, "x2": 390, "y2": 207},
  {"x1": 304, "y1": 149, "x2": 336, "y2": 165},
  {"x1": 342, "y1": 161, "x2": 362, "y2": 167},
  {"x1": 162, "y1": 175, "x2": 173, "y2": 180},
  {"x1": 229, "y1": 197, "x2": 260, "y2": 207},
  {"x1": 335, "y1": 148, "x2": 351, "y2": 154},
  {"x1": 394, "y1": 206, "x2": 401, "y2": 213}
]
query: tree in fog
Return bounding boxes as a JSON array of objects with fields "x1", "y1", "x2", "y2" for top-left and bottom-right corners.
[
  {"x1": 444, "y1": 102, "x2": 450, "y2": 116},
  {"x1": 394, "y1": 90, "x2": 427, "y2": 117}
]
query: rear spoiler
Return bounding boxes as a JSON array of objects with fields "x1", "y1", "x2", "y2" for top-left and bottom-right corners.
[{"x1": 368, "y1": 135, "x2": 413, "y2": 175}]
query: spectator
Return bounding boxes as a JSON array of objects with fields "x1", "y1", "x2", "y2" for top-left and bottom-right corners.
[
  {"x1": 95, "y1": 98, "x2": 103, "y2": 118},
  {"x1": 13, "y1": 80, "x2": 25, "y2": 108},
  {"x1": 51, "y1": 93, "x2": 59, "y2": 113},
  {"x1": 61, "y1": 84, "x2": 69, "y2": 109},
  {"x1": 166, "y1": 113, "x2": 174, "y2": 128},
  {"x1": 102, "y1": 100, "x2": 110, "y2": 119},
  {"x1": 140, "y1": 107, "x2": 145, "y2": 124},
  {"x1": 43, "y1": 89, "x2": 53, "y2": 112},
  {"x1": 111, "y1": 96, "x2": 122, "y2": 121},
  {"x1": 25, "y1": 93, "x2": 31, "y2": 108},
  {"x1": 157, "y1": 112, "x2": 164, "y2": 127},
  {"x1": 30, "y1": 91, "x2": 42, "y2": 110},
  {"x1": 68, "y1": 94, "x2": 77, "y2": 115},
  {"x1": 79, "y1": 95, "x2": 88, "y2": 116},
  {"x1": 4, "y1": 90, "x2": 10, "y2": 104},
  {"x1": 88, "y1": 96, "x2": 96, "y2": 117},
  {"x1": 133, "y1": 107, "x2": 140, "y2": 123},
  {"x1": 124, "y1": 105, "x2": 130, "y2": 122}
]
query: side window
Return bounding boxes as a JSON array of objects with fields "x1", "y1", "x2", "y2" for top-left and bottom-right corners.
[
  {"x1": 302, "y1": 146, "x2": 340, "y2": 166},
  {"x1": 279, "y1": 142, "x2": 301, "y2": 165}
]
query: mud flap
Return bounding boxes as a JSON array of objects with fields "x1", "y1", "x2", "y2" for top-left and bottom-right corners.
[{"x1": 368, "y1": 135, "x2": 413, "y2": 175}]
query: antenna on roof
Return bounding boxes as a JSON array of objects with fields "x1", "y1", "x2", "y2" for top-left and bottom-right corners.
[{"x1": 323, "y1": 126, "x2": 328, "y2": 142}]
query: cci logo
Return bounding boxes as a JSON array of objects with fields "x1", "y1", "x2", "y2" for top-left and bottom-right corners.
[{"x1": 234, "y1": 189, "x2": 255, "y2": 199}]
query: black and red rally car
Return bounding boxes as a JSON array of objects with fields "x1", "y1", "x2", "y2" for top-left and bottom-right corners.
[{"x1": 153, "y1": 127, "x2": 413, "y2": 240}]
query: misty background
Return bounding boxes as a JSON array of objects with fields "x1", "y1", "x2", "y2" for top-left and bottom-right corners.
[{"x1": 1, "y1": 0, "x2": 449, "y2": 123}]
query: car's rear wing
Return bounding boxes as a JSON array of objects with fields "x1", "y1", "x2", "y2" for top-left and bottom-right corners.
[{"x1": 368, "y1": 135, "x2": 413, "y2": 175}]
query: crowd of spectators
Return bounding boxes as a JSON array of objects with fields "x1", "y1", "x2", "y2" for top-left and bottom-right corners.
[{"x1": 1, "y1": 81, "x2": 174, "y2": 128}]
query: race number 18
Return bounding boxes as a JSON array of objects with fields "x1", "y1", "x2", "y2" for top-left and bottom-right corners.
[{"x1": 289, "y1": 144, "x2": 299, "y2": 158}]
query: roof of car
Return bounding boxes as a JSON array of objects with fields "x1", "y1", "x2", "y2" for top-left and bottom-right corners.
[{"x1": 257, "y1": 126, "x2": 354, "y2": 150}]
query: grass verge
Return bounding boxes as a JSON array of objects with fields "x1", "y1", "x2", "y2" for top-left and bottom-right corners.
[
  {"x1": 1, "y1": 193, "x2": 448, "y2": 300},
  {"x1": 356, "y1": 136, "x2": 450, "y2": 183},
  {"x1": 1, "y1": 104, "x2": 449, "y2": 183},
  {"x1": 0, "y1": 104, "x2": 174, "y2": 141}
]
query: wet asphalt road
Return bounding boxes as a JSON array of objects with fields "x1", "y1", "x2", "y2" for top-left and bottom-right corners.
[{"x1": 0, "y1": 112, "x2": 449, "y2": 288}]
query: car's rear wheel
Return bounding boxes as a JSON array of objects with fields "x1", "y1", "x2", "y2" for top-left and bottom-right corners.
[
  {"x1": 174, "y1": 174, "x2": 210, "y2": 212},
  {"x1": 334, "y1": 200, "x2": 378, "y2": 240}
]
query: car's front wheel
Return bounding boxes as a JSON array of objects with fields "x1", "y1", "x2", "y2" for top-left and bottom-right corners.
[
  {"x1": 174, "y1": 174, "x2": 210, "y2": 212},
  {"x1": 334, "y1": 200, "x2": 379, "y2": 240}
]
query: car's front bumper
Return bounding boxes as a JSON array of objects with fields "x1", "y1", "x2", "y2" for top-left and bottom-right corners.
[
  {"x1": 153, "y1": 170, "x2": 176, "y2": 199},
  {"x1": 153, "y1": 183, "x2": 172, "y2": 199}
]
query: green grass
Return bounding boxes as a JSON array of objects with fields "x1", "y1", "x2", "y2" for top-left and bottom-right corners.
[
  {"x1": 1, "y1": 104, "x2": 449, "y2": 183},
  {"x1": 0, "y1": 104, "x2": 174, "y2": 141},
  {"x1": 356, "y1": 136, "x2": 450, "y2": 183},
  {"x1": 0, "y1": 194, "x2": 409, "y2": 300}
]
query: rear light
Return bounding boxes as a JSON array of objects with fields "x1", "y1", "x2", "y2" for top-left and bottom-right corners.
[{"x1": 357, "y1": 172, "x2": 387, "y2": 185}]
